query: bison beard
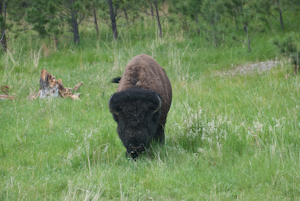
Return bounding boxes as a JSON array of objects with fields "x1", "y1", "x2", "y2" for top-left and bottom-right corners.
[{"x1": 109, "y1": 54, "x2": 172, "y2": 159}]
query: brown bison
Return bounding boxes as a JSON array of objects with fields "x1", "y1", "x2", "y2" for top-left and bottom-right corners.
[{"x1": 109, "y1": 54, "x2": 172, "y2": 158}]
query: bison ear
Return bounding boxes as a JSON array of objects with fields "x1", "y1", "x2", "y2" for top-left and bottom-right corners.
[
  {"x1": 108, "y1": 94, "x2": 119, "y2": 115},
  {"x1": 152, "y1": 93, "x2": 162, "y2": 114}
]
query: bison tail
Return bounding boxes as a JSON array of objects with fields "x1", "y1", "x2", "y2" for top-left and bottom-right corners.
[{"x1": 111, "y1": 77, "x2": 121, "y2": 83}]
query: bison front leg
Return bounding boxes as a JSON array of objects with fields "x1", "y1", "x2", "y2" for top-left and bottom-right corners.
[{"x1": 153, "y1": 123, "x2": 165, "y2": 144}]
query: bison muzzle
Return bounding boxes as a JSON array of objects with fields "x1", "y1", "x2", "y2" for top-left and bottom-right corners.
[{"x1": 109, "y1": 54, "x2": 172, "y2": 159}]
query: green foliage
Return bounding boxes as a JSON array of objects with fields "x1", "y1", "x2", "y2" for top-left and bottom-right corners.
[
  {"x1": 273, "y1": 34, "x2": 300, "y2": 71},
  {"x1": 169, "y1": 0, "x2": 202, "y2": 17},
  {"x1": 25, "y1": 0, "x2": 63, "y2": 38},
  {"x1": 230, "y1": 1, "x2": 264, "y2": 52},
  {"x1": 200, "y1": 0, "x2": 226, "y2": 47},
  {"x1": 73, "y1": 1, "x2": 86, "y2": 11},
  {"x1": 7, "y1": 0, "x2": 28, "y2": 22},
  {"x1": 252, "y1": 0, "x2": 278, "y2": 28},
  {"x1": 168, "y1": 0, "x2": 202, "y2": 33}
]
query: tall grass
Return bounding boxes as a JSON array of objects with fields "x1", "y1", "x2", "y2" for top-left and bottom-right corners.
[{"x1": 0, "y1": 16, "x2": 300, "y2": 200}]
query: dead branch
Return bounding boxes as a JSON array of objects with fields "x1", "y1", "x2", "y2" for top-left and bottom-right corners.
[
  {"x1": 30, "y1": 69, "x2": 83, "y2": 100},
  {"x1": 0, "y1": 94, "x2": 17, "y2": 100},
  {"x1": 1, "y1": 85, "x2": 9, "y2": 95},
  {"x1": 73, "y1": 82, "x2": 83, "y2": 91},
  {"x1": 1, "y1": 85, "x2": 17, "y2": 100}
]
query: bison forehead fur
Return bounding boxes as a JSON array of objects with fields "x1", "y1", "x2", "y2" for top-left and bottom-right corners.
[{"x1": 109, "y1": 54, "x2": 172, "y2": 157}]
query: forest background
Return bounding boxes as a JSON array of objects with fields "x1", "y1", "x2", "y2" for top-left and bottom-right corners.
[{"x1": 1, "y1": 0, "x2": 300, "y2": 200}]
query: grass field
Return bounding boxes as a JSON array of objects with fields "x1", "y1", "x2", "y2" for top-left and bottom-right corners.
[{"x1": 1, "y1": 19, "x2": 300, "y2": 200}]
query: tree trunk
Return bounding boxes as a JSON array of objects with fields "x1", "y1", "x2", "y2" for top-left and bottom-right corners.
[
  {"x1": 153, "y1": 0, "x2": 162, "y2": 38},
  {"x1": 149, "y1": 1, "x2": 154, "y2": 21},
  {"x1": 183, "y1": 17, "x2": 189, "y2": 31},
  {"x1": 108, "y1": 0, "x2": 118, "y2": 40},
  {"x1": 70, "y1": 0, "x2": 80, "y2": 43},
  {"x1": 213, "y1": 33, "x2": 217, "y2": 47},
  {"x1": 195, "y1": 15, "x2": 200, "y2": 34},
  {"x1": 239, "y1": 0, "x2": 247, "y2": 33},
  {"x1": 124, "y1": 9, "x2": 129, "y2": 27},
  {"x1": 246, "y1": 26, "x2": 251, "y2": 52},
  {"x1": 294, "y1": 63, "x2": 298, "y2": 74},
  {"x1": 276, "y1": 0, "x2": 284, "y2": 29},
  {"x1": 54, "y1": 35, "x2": 58, "y2": 49},
  {"x1": 234, "y1": 9, "x2": 238, "y2": 30},
  {"x1": 239, "y1": 0, "x2": 243, "y2": 16},
  {"x1": 0, "y1": 1, "x2": 7, "y2": 52},
  {"x1": 213, "y1": 28, "x2": 218, "y2": 48},
  {"x1": 92, "y1": 4, "x2": 99, "y2": 37},
  {"x1": 212, "y1": 20, "x2": 217, "y2": 48}
]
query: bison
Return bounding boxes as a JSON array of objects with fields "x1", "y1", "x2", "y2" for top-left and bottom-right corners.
[{"x1": 109, "y1": 54, "x2": 172, "y2": 158}]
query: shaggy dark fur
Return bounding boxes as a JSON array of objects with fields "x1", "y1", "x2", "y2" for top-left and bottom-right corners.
[{"x1": 109, "y1": 54, "x2": 172, "y2": 158}]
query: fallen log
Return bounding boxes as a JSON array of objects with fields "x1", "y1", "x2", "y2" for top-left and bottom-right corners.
[
  {"x1": 0, "y1": 94, "x2": 17, "y2": 100},
  {"x1": 29, "y1": 69, "x2": 83, "y2": 100}
]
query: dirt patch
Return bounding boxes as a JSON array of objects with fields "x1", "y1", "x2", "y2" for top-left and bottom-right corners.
[{"x1": 216, "y1": 59, "x2": 284, "y2": 77}]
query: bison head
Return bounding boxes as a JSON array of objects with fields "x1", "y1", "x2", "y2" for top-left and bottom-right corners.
[{"x1": 109, "y1": 87, "x2": 161, "y2": 158}]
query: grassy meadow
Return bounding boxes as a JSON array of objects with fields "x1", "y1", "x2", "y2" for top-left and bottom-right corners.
[{"x1": 1, "y1": 18, "x2": 300, "y2": 200}]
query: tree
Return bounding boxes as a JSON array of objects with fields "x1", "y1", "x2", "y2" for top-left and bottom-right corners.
[
  {"x1": 252, "y1": 0, "x2": 287, "y2": 29},
  {"x1": 253, "y1": 0, "x2": 275, "y2": 28},
  {"x1": 141, "y1": 0, "x2": 165, "y2": 38},
  {"x1": 188, "y1": 0, "x2": 203, "y2": 34},
  {"x1": 108, "y1": 0, "x2": 118, "y2": 40},
  {"x1": 0, "y1": 1, "x2": 7, "y2": 52},
  {"x1": 118, "y1": 0, "x2": 141, "y2": 28},
  {"x1": 64, "y1": 0, "x2": 87, "y2": 43},
  {"x1": 25, "y1": 0, "x2": 63, "y2": 48},
  {"x1": 200, "y1": 0, "x2": 225, "y2": 47},
  {"x1": 96, "y1": 0, "x2": 125, "y2": 40},
  {"x1": 86, "y1": 0, "x2": 102, "y2": 37},
  {"x1": 178, "y1": 3, "x2": 191, "y2": 31},
  {"x1": 290, "y1": 0, "x2": 300, "y2": 11},
  {"x1": 275, "y1": 0, "x2": 284, "y2": 29},
  {"x1": 231, "y1": 1, "x2": 262, "y2": 52},
  {"x1": 224, "y1": 0, "x2": 243, "y2": 30},
  {"x1": 153, "y1": 0, "x2": 162, "y2": 38},
  {"x1": 274, "y1": 35, "x2": 300, "y2": 74},
  {"x1": 3, "y1": 0, "x2": 30, "y2": 51},
  {"x1": 169, "y1": 0, "x2": 202, "y2": 32},
  {"x1": 24, "y1": 0, "x2": 87, "y2": 44}
]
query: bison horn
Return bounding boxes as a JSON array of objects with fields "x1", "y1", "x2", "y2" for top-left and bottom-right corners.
[
  {"x1": 108, "y1": 94, "x2": 118, "y2": 115},
  {"x1": 153, "y1": 93, "x2": 162, "y2": 114}
]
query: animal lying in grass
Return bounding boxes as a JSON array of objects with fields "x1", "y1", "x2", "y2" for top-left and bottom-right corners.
[{"x1": 109, "y1": 54, "x2": 172, "y2": 159}]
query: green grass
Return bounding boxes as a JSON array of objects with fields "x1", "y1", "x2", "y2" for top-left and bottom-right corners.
[{"x1": 1, "y1": 18, "x2": 300, "y2": 200}]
